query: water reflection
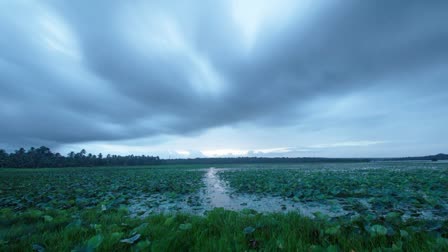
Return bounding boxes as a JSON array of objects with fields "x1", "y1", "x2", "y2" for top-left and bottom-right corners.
[{"x1": 203, "y1": 167, "x2": 233, "y2": 208}]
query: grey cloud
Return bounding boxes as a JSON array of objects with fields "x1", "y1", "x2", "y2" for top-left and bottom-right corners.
[{"x1": 1, "y1": 0, "x2": 447, "y2": 150}]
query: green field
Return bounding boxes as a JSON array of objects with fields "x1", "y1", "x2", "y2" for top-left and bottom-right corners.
[{"x1": 1, "y1": 162, "x2": 448, "y2": 251}]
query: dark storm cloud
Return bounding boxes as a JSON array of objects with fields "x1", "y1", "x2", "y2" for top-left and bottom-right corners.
[{"x1": 1, "y1": 0, "x2": 447, "y2": 148}]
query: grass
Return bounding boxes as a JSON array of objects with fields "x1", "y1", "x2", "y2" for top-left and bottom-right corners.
[
  {"x1": 2, "y1": 207, "x2": 447, "y2": 251},
  {"x1": 1, "y1": 162, "x2": 448, "y2": 251}
]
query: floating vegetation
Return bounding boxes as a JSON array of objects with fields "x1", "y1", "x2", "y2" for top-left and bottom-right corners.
[
  {"x1": 0, "y1": 166, "x2": 204, "y2": 214},
  {"x1": 218, "y1": 162, "x2": 448, "y2": 220}
]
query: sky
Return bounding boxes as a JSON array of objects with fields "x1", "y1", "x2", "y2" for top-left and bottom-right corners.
[{"x1": 1, "y1": 0, "x2": 447, "y2": 158}]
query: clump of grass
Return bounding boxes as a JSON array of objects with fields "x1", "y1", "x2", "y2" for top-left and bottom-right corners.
[{"x1": 1, "y1": 207, "x2": 447, "y2": 251}]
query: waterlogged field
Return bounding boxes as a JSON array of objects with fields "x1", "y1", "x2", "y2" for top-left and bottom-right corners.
[
  {"x1": 1, "y1": 162, "x2": 448, "y2": 251},
  {"x1": 218, "y1": 162, "x2": 448, "y2": 219}
]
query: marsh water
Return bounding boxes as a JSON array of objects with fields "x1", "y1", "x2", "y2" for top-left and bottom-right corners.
[
  {"x1": 129, "y1": 167, "x2": 344, "y2": 217},
  {"x1": 127, "y1": 162, "x2": 448, "y2": 222},
  {"x1": 198, "y1": 167, "x2": 345, "y2": 216}
]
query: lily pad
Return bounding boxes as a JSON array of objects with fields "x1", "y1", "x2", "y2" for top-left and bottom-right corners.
[
  {"x1": 86, "y1": 234, "x2": 103, "y2": 249},
  {"x1": 179, "y1": 223, "x2": 192, "y2": 231},
  {"x1": 28, "y1": 209, "x2": 43, "y2": 218},
  {"x1": 32, "y1": 243, "x2": 45, "y2": 252},
  {"x1": 43, "y1": 215, "x2": 53, "y2": 222},
  {"x1": 66, "y1": 219, "x2": 82, "y2": 229},
  {"x1": 399, "y1": 229, "x2": 409, "y2": 238},
  {"x1": 370, "y1": 225, "x2": 388, "y2": 237},
  {"x1": 120, "y1": 234, "x2": 141, "y2": 244},
  {"x1": 325, "y1": 225, "x2": 341, "y2": 235},
  {"x1": 111, "y1": 232, "x2": 124, "y2": 240},
  {"x1": 132, "y1": 223, "x2": 149, "y2": 234},
  {"x1": 164, "y1": 216, "x2": 175, "y2": 226},
  {"x1": 243, "y1": 226, "x2": 255, "y2": 235},
  {"x1": 135, "y1": 239, "x2": 151, "y2": 251}
]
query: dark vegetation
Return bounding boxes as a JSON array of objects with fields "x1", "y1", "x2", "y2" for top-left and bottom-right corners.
[
  {"x1": 387, "y1": 153, "x2": 448, "y2": 161},
  {"x1": 0, "y1": 147, "x2": 161, "y2": 168}
]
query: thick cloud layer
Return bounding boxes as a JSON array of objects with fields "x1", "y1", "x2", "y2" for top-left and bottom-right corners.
[{"x1": 1, "y1": 1, "x2": 447, "y2": 155}]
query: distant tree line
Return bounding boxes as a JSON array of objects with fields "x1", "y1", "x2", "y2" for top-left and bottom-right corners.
[
  {"x1": 0, "y1": 146, "x2": 161, "y2": 168},
  {"x1": 382, "y1": 153, "x2": 448, "y2": 162}
]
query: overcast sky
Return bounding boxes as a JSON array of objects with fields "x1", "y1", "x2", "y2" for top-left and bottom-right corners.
[{"x1": 1, "y1": 0, "x2": 447, "y2": 158}]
